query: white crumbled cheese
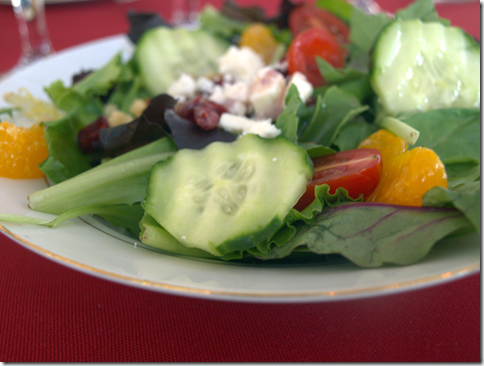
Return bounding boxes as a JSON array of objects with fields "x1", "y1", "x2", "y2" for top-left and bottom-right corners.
[
  {"x1": 249, "y1": 67, "x2": 286, "y2": 119},
  {"x1": 226, "y1": 100, "x2": 248, "y2": 116},
  {"x1": 167, "y1": 73, "x2": 196, "y2": 102},
  {"x1": 218, "y1": 46, "x2": 265, "y2": 83},
  {"x1": 208, "y1": 85, "x2": 225, "y2": 105},
  {"x1": 244, "y1": 121, "x2": 281, "y2": 138},
  {"x1": 285, "y1": 71, "x2": 314, "y2": 104},
  {"x1": 196, "y1": 76, "x2": 215, "y2": 95},
  {"x1": 207, "y1": 82, "x2": 250, "y2": 116},
  {"x1": 224, "y1": 82, "x2": 249, "y2": 102},
  {"x1": 218, "y1": 113, "x2": 281, "y2": 139}
]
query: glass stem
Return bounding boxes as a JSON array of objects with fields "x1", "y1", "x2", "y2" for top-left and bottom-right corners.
[{"x1": 11, "y1": 0, "x2": 54, "y2": 66}]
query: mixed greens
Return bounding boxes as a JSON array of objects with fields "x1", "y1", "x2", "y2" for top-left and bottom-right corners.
[{"x1": 0, "y1": 0, "x2": 480, "y2": 267}]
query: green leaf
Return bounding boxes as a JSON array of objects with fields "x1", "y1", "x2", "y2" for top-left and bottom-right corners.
[
  {"x1": 40, "y1": 110, "x2": 94, "y2": 183},
  {"x1": 349, "y1": 8, "x2": 391, "y2": 54},
  {"x1": 0, "y1": 203, "x2": 146, "y2": 237},
  {"x1": 423, "y1": 181, "x2": 481, "y2": 233},
  {"x1": 445, "y1": 162, "x2": 480, "y2": 189},
  {"x1": 299, "y1": 86, "x2": 366, "y2": 147},
  {"x1": 315, "y1": 0, "x2": 353, "y2": 22},
  {"x1": 275, "y1": 85, "x2": 302, "y2": 144},
  {"x1": 31, "y1": 138, "x2": 177, "y2": 214},
  {"x1": 258, "y1": 203, "x2": 472, "y2": 266},
  {"x1": 395, "y1": 0, "x2": 450, "y2": 25},
  {"x1": 248, "y1": 184, "x2": 362, "y2": 256},
  {"x1": 316, "y1": 57, "x2": 365, "y2": 84},
  {"x1": 402, "y1": 108, "x2": 480, "y2": 165},
  {"x1": 297, "y1": 143, "x2": 335, "y2": 159},
  {"x1": 72, "y1": 53, "x2": 123, "y2": 96},
  {"x1": 199, "y1": 5, "x2": 247, "y2": 40},
  {"x1": 0, "y1": 107, "x2": 17, "y2": 117},
  {"x1": 332, "y1": 119, "x2": 377, "y2": 151}
]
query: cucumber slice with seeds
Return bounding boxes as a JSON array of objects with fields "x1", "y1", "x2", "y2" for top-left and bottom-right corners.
[
  {"x1": 371, "y1": 19, "x2": 480, "y2": 116},
  {"x1": 142, "y1": 134, "x2": 313, "y2": 256}
]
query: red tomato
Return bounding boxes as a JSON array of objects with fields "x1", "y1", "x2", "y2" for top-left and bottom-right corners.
[
  {"x1": 287, "y1": 28, "x2": 345, "y2": 87},
  {"x1": 294, "y1": 149, "x2": 382, "y2": 211},
  {"x1": 289, "y1": 4, "x2": 349, "y2": 44}
]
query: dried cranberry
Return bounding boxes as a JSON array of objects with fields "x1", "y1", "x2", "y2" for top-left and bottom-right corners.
[
  {"x1": 78, "y1": 116, "x2": 109, "y2": 153},
  {"x1": 174, "y1": 95, "x2": 202, "y2": 121},
  {"x1": 194, "y1": 104, "x2": 220, "y2": 131},
  {"x1": 174, "y1": 97, "x2": 227, "y2": 131}
]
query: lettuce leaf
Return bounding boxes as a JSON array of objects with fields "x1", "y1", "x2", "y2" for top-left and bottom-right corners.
[
  {"x1": 255, "y1": 203, "x2": 472, "y2": 267},
  {"x1": 30, "y1": 138, "x2": 177, "y2": 214}
]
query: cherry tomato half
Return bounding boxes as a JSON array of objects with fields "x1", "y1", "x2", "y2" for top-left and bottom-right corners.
[
  {"x1": 287, "y1": 28, "x2": 345, "y2": 87},
  {"x1": 289, "y1": 4, "x2": 349, "y2": 44},
  {"x1": 294, "y1": 149, "x2": 382, "y2": 211}
]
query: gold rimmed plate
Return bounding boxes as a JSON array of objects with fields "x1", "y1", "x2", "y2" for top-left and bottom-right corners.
[{"x1": 0, "y1": 35, "x2": 480, "y2": 303}]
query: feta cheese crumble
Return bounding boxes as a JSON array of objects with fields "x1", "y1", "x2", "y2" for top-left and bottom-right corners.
[
  {"x1": 218, "y1": 113, "x2": 281, "y2": 139},
  {"x1": 218, "y1": 46, "x2": 265, "y2": 83}
]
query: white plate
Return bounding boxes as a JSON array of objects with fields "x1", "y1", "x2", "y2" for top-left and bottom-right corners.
[{"x1": 0, "y1": 35, "x2": 480, "y2": 303}]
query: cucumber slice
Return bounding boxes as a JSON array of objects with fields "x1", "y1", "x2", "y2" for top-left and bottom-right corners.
[
  {"x1": 371, "y1": 19, "x2": 480, "y2": 116},
  {"x1": 142, "y1": 134, "x2": 313, "y2": 256},
  {"x1": 135, "y1": 27, "x2": 229, "y2": 96},
  {"x1": 139, "y1": 213, "x2": 216, "y2": 259}
]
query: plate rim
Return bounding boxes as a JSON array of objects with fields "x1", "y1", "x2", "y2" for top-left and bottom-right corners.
[{"x1": 1, "y1": 222, "x2": 479, "y2": 302}]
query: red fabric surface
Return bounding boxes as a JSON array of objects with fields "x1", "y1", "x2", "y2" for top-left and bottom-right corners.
[{"x1": 0, "y1": 0, "x2": 481, "y2": 362}]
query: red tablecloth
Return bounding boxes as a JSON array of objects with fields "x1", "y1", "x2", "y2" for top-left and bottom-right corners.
[{"x1": 0, "y1": 0, "x2": 480, "y2": 362}]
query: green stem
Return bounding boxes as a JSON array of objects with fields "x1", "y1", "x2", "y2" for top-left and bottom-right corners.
[{"x1": 378, "y1": 116, "x2": 420, "y2": 145}]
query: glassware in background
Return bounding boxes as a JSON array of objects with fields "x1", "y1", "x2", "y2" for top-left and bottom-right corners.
[
  {"x1": 171, "y1": 0, "x2": 201, "y2": 28},
  {"x1": 346, "y1": 0, "x2": 381, "y2": 14},
  {"x1": 11, "y1": 0, "x2": 54, "y2": 68}
]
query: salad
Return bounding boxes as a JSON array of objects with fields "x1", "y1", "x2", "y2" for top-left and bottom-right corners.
[{"x1": 0, "y1": 0, "x2": 480, "y2": 267}]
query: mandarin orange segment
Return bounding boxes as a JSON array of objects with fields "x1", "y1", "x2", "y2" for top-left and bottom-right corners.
[
  {"x1": 357, "y1": 129, "x2": 408, "y2": 161},
  {"x1": 0, "y1": 121, "x2": 49, "y2": 179},
  {"x1": 358, "y1": 130, "x2": 448, "y2": 207},
  {"x1": 239, "y1": 23, "x2": 279, "y2": 64}
]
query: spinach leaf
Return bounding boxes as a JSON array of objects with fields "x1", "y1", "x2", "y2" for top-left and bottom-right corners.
[
  {"x1": 445, "y1": 162, "x2": 480, "y2": 189},
  {"x1": 256, "y1": 203, "x2": 472, "y2": 267},
  {"x1": 402, "y1": 108, "x2": 480, "y2": 165},
  {"x1": 299, "y1": 86, "x2": 368, "y2": 147},
  {"x1": 349, "y1": 9, "x2": 391, "y2": 54},
  {"x1": 332, "y1": 119, "x2": 377, "y2": 151},
  {"x1": 423, "y1": 181, "x2": 480, "y2": 233}
]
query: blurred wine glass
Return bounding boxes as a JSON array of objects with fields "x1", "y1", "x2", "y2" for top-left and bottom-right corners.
[
  {"x1": 346, "y1": 0, "x2": 381, "y2": 14},
  {"x1": 11, "y1": 0, "x2": 54, "y2": 68},
  {"x1": 171, "y1": 0, "x2": 201, "y2": 27}
]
